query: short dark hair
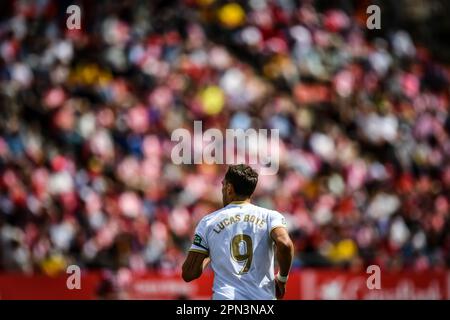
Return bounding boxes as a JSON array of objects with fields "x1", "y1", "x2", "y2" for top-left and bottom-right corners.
[{"x1": 225, "y1": 164, "x2": 258, "y2": 197}]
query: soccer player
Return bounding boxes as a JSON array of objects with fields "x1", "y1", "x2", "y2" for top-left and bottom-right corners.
[{"x1": 182, "y1": 164, "x2": 294, "y2": 300}]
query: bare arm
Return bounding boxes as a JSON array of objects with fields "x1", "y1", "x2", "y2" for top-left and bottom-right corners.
[
  {"x1": 181, "y1": 251, "x2": 209, "y2": 282},
  {"x1": 271, "y1": 227, "x2": 294, "y2": 277},
  {"x1": 202, "y1": 257, "x2": 211, "y2": 270},
  {"x1": 271, "y1": 226, "x2": 294, "y2": 299}
]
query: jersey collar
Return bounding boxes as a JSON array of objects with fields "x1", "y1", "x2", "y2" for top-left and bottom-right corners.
[{"x1": 229, "y1": 200, "x2": 250, "y2": 205}]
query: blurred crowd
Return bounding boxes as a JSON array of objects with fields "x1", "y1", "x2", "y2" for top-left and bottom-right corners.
[{"x1": 0, "y1": 0, "x2": 449, "y2": 277}]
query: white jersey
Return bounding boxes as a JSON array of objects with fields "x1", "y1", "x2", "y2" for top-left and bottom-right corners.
[{"x1": 189, "y1": 201, "x2": 287, "y2": 300}]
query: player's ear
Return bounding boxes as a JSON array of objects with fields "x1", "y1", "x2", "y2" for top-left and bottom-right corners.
[{"x1": 227, "y1": 182, "x2": 235, "y2": 196}]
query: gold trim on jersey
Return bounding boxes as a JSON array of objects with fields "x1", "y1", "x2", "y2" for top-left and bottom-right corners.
[
  {"x1": 188, "y1": 248, "x2": 209, "y2": 256},
  {"x1": 229, "y1": 200, "x2": 250, "y2": 205}
]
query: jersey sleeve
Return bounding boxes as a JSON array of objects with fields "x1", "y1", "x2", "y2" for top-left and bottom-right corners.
[
  {"x1": 189, "y1": 218, "x2": 209, "y2": 255},
  {"x1": 268, "y1": 210, "x2": 287, "y2": 234}
]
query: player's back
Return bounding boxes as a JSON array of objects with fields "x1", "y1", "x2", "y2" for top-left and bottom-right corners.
[{"x1": 190, "y1": 201, "x2": 287, "y2": 300}]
